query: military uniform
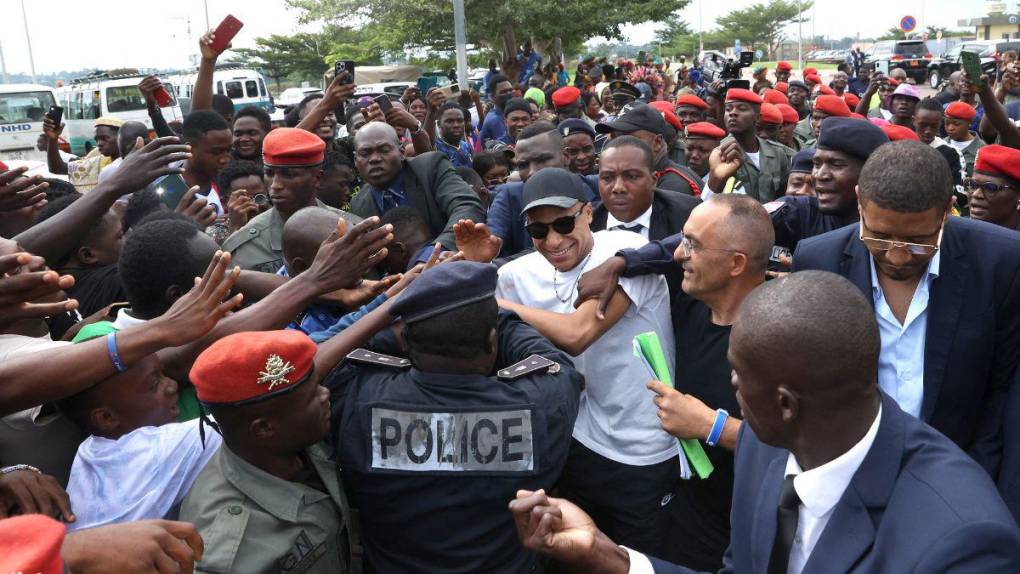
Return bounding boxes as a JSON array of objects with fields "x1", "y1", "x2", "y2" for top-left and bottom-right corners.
[
  {"x1": 327, "y1": 263, "x2": 583, "y2": 573},
  {"x1": 720, "y1": 135, "x2": 795, "y2": 203},
  {"x1": 221, "y1": 201, "x2": 361, "y2": 273},
  {"x1": 179, "y1": 442, "x2": 353, "y2": 574},
  {"x1": 793, "y1": 116, "x2": 816, "y2": 149}
]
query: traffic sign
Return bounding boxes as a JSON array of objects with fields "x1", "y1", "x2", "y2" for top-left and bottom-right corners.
[
  {"x1": 1010, "y1": 15, "x2": 1019, "y2": 25},
  {"x1": 755, "y1": 49, "x2": 764, "y2": 59},
  {"x1": 900, "y1": 15, "x2": 917, "y2": 33}
]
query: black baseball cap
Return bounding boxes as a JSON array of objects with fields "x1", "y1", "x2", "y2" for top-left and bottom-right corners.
[
  {"x1": 595, "y1": 101, "x2": 674, "y2": 141},
  {"x1": 521, "y1": 168, "x2": 590, "y2": 215}
]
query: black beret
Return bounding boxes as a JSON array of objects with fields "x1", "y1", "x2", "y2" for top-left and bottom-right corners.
[
  {"x1": 816, "y1": 117, "x2": 889, "y2": 162},
  {"x1": 504, "y1": 97, "x2": 533, "y2": 116},
  {"x1": 791, "y1": 147, "x2": 815, "y2": 173},
  {"x1": 389, "y1": 261, "x2": 497, "y2": 324}
]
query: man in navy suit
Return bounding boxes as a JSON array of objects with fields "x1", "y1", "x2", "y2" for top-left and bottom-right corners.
[
  {"x1": 510, "y1": 271, "x2": 1020, "y2": 573},
  {"x1": 793, "y1": 141, "x2": 1020, "y2": 477}
]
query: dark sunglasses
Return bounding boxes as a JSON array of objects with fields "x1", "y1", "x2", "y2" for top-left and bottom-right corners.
[
  {"x1": 525, "y1": 207, "x2": 585, "y2": 240},
  {"x1": 963, "y1": 178, "x2": 1019, "y2": 196}
]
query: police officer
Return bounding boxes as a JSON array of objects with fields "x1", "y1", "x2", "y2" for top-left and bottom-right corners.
[
  {"x1": 222, "y1": 127, "x2": 361, "y2": 273},
  {"x1": 329, "y1": 261, "x2": 582, "y2": 573},
  {"x1": 180, "y1": 330, "x2": 354, "y2": 573}
]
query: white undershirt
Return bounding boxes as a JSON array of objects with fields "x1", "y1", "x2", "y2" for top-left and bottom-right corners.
[{"x1": 746, "y1": 151, "x2": 761, "y2": 169}]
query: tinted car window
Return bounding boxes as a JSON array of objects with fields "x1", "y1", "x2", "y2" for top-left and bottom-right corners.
[{"x1": 895, "y1": 42, "x2": 927, "y2": 57}]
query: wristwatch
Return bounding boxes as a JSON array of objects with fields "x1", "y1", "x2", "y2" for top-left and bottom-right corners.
[{"x1": 412, "y1": 120, "x2": 425, "y2": 136}]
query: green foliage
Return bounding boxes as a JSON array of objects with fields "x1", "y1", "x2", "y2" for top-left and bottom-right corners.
[
  {"x1": 714, "y1": 0, "x2": 812, "y2": 58},
  {"x1": 878, "y1": 26, "x2": 906, "y2": 41}
]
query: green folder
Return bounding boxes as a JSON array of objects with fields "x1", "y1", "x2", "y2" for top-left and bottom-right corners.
[{"x1": 634, "y1": 332, "x2": 714, "y2": 479}]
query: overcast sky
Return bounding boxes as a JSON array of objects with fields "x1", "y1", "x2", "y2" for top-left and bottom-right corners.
[{"x1": 0, "y1": 0, "x2": 996, "y2": 75}]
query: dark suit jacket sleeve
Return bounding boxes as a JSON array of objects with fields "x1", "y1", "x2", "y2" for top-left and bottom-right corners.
[
  {"x1": 648, "y1": 554, "x2": 730, "y2": 574},
  {"x1": 620, "y1": 233, "x2": 684, "y2": 278},
  {"x1": 486, "y1": 185, "x2": 518, "y2": 257},
  {"x1": 428, "y1": 155, "x2": 486, "y2": 250},
  {"x1": 913, "y1": 520, "x2": 1020, "y2": 573}
]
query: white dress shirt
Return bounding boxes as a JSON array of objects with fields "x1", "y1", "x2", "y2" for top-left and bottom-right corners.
[
  {"x1": 783, "y1": 406, "x2": 882, "y2": 573},
  {"x1": 606, "y1": 205, "x2": 653, "y2": 239}
]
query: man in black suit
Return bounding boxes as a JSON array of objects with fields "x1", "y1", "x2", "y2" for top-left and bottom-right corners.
[
  {"x1": 510, "y1": 271, "x2": 1020, "y2": 573},
  {"x1": 350, "y1": 122, "x2": 485, "y2": 251},
  {"x1": 591, "y1": 136, "x2": 699, "y2": 295},
  {"x1": 794, "y1": 141, "x2": 1020, "y2": 478}
]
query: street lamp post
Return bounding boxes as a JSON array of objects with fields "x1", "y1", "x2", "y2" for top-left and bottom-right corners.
[{"x1": 20, "y1": 0, "x2": 37, "y2": 84}]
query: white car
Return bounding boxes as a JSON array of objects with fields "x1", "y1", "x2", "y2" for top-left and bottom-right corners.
[{"x1": 275, "y1": 87, "x2": 323, "y2": 109}]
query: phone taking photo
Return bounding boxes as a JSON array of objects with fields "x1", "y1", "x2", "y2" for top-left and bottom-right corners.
[
  {"x1": 373, "y1": 94, "x2": 393, "y2": 113},
  {"x1": 335, "y1": 60, "x2": 356, "y2": 85},
  {"x1": 961, "y1": 51, "x2": 984, "y2": 88},
  {"x1": 150, "y1": 174, "x2": 191, "y2": 210},
  {"x1": 46, "y1": 105, "x2": 63, "y2": 127}
]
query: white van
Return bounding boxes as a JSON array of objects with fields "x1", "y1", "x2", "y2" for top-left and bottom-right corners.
[
  {"x1": 0, "y1": 84, "x2": 58, "y2": 162},
  {"x1": 167, "y1": 66, "x2": 273, "y2": 115}
]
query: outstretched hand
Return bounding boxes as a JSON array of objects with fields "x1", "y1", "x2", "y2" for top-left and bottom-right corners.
[
  {"x1": 175, "y1": 185, "x2": 218, "y2": 228},
  {"x1": 454, "y1": 219, "x2": 502, "y2": 263},
  {"x1": 303, "y1": 217, "x2": 394, "y2": 294},
  {"x1": 0, "y1": 252, "x2": 77, "y2": 332},
  {"x1": 102, "y1": 136, "x2": 191, "y2": 196},
  {"x1": 150, "y1": 250, "x2": 243, "y2": 347},
  {"x1": 0, "y1": 167, "x2": 48, "y2": 213}
]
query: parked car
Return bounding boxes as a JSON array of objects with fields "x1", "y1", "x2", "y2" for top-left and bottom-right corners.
[
  {"x1": 927, "y1": 39, "x2": 1020, "y2": 89},
  {"x1": 864, "y1": 40, "x2": 932, "y2": 83},
  {"x1": 276, "y1": 86, "x2": 323, "y2": 109}
]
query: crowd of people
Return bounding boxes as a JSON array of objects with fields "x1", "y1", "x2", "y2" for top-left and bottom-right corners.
[{"x1": 4, "y1": 26, "x2": 1020, "y2": 573}]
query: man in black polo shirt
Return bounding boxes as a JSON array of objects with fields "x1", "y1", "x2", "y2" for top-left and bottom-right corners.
[{"x1": 575, "y1": 194, "x2": 774, "y2": 569}]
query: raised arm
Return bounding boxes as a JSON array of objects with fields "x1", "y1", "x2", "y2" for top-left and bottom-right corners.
[
  {"x1": 296, "y1": 73, "x2": 356, "y2": 134},
  {"x1": 497, "y1": 287, "x2": 630, "y2": 356},
  {"x1": 189, "y1": 31, "x2": 220, "y2": 113},
  {"x1": 42, "y1": 117, "x2": 69, "y2": 175},
  {"x1": 138, "y1": 75, "x2": 175, "y2": 138},
  {"x1": 975, "y1": 73, "x2": 1020, "y2": 149}
]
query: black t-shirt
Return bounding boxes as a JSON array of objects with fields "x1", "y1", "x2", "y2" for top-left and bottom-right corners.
[
  {"x1": 661, "y1": 294, "x2": 740, "y2": 571},
  {"x1": 49, "y1": 265, "x2": 126, "y2": 340}
]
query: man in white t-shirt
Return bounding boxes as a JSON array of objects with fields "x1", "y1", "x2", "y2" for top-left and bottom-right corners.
[{"x1": 493, "y1": 167, "x2": 679, "y2": 556}]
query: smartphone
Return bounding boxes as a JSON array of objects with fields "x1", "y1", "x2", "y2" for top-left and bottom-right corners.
[
  {"x1": 335, "y1": 60, "x2": 356, "y2": 85},
  {"x1": 151, "y1": 174, "x2": 191, "y2": 209},
  {"x1": 154, "y1": 85, "x2": 172, "y2": 107},
  {"x1": 209, "y1": 15, "x2": 243, "y2": 54},
  {"x1": 437, "y1": 84, "x2": 461, "y2": 100},
  {"x1": 961, "y1": 51, "x2": 985, "y2": 87},
  {"x1": 46, "y1": 105, "x2": 63, "y2": 127},
  {"x1": 417, "y1": 76, "x2": 436, "y2": 94},
  {"x1": 372, "y1": 94, "x2": 393, "y2": 113}
]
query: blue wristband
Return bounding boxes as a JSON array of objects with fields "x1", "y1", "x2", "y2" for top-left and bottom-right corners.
[
  {"x1": 106, "y1": 332, "x2": 126, "y2": 373},
  {"x1": 706, "y1": 408, "x2": 729, "y2": 447}
]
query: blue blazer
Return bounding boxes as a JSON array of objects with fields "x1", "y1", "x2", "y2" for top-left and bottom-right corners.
[
  {"x1": 791, "y1": 217, "x2": 1020, "y2": 478},
  {"x1": 648, "y1": 392, "x2": 1020, "y2": 573}
]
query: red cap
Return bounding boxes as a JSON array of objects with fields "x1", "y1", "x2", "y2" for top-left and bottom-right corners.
[
  {"x1": 814, "y1": 95, "x2": 852, "y2": 118},
  {"x1": 805, "y1": 73, "x2": 822, "y2": 85},
  {"x1": 777, "y1": 104, "x2": 800, "y2": 124},
  {"x1": 881, "y1": 124, "x2": 920, "y2": 141},
  {"x1": 759, "y1": 103, "x2": 783, "y2": 125},
  {"x1": 725, "y1": 88, "x2": 763, "y2": 104},
  {"x1": 817, "y1": 84, "x2": 836, "y2": 95},
  {"x1": 685, "y1": 121, "x2": 726, "y2": 139},
  {"x1": 675, "y1": 94, "x2": 709, "y2": 110},
  {"x1": 190, "y1": 330, "x2": 318, "y2": 405},
  {"x1": 0, "y1": 515, "x2": 65, "y2": 574},
  {"x1": 775, "y1": 82, "x2": 789, "y2": 94},
  {"x1": 0, "y1": 160, "x2": 8, "y2": 171},
  {"x1": 648, "y1": 101, "x2": 683, "y2": 131},
  {"x1": 777, "y1": 61, "x2": 793, "y2": 71},
  {"x1": 804, "y1": 67, "x2": 818, "y2": 77},
  {"x1": 945, "y1": 101, "x2": 977, "y2": 121},
  {"x1": 262, "y1": 128, "x2": 326, "y2": 167},
  {"x1": 975, "y1": 144, "x2": 1020, "y2": 183},
  {"x1": 762, "y1": 89, "x2": 789, "y2": 106},
  {"x1": 552, "y1": 86, "x2": 581, "y2": 109},
  {"x1": 844, "y1": 92, "x2": 861, "y2": 108}
]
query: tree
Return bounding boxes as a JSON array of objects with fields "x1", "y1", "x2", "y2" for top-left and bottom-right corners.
[
  {"x1": 878, "y1": 26, "x2": 906, "y2": 41},
  {"x1": 715, "y1": 0, "x2": 812, "y2": 59},
  {"x1": 287, "y1": 0, "x2": 690, "y2": 79}
]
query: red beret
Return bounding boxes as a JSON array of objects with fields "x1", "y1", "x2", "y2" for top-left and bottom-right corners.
[
  {"x1": 945, "y1": 101, "x2": 977, "y2": 122},
  {"x1": 685, "y1": 121, "x2": 726, "y2": 139},
  {"x1": 777, "y1": 61, "x2": 793, "y2": 71},
  {"x1": 881, "y1": 124, "x2": 920, "y2": 141},
  {"x1": 777, "y1": 104, "x2": 800, "y2": 124},
  {"x1": 975, "y1": 144, "x2": 1020, "y2": 183},
  {"x1": 725, "y1": 88, "x2": 763, "y2": 105},
  {"x1": 843, "y1": 92, "x2": 861, "y2": 108},
  {"x1": 762, "y1": 89, "x2": 789, "y2": 106},
  {"x1": 817, "y1": 84, "x2": 836, "y2": 95},
  {"x1": 804, "y1": 67, "x2": 818, "y2": 77},
  {"x1": 675, "y1": 94, "x2": 709, "y2": 110},
  {"x1": 814, "y1": 95, "x2": 852, "y2": 118},
  {"x1": 649, "y1": 101, "x2": 683, "y2": 131},
  {"x1": 0, "y1": 160, "x2": 7, "y2": 171},
  {"x1": 0, "y1": 515, "x2": 64, "y2": 574},
  {"x1": 552, "y1": 86, "x2": 581, "y2": 109},
  {"x1": 775, "y1": 82, "x2": 789, "y2": 94},
  {"x1": 759, "y1": 103, "x2": 783, "y2": 125},
  {"x1": 805, "y1": 73, "x2": 822, "y2": 85},
  {"x1": 190, "y1": 330, "x2": 318, "y2": 406},
  {"x1": 263, "y1": 127, "x2": 325, "y2": 167}
]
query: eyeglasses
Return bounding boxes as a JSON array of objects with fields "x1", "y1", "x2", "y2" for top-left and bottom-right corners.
[
  {"x1": 525, "y1": 207, "x2": 585, "y2": 239},
  {"x1": 858, "y1": 215, "x2": 944, "y2": 257},
  {"x1": 675, "y1": 233, "x2": 741, "y2": 258},
  {"x1": 963, "y1": 178, "x2": 1019, "y2": 196}
]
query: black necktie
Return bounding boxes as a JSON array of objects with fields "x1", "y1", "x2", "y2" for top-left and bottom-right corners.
[
  {"x1": 617, "y1": 223, "x2": 643, "y2": 234},
  {"x1": 768, "y1": 475, "x2": 801, "y2": 574}
]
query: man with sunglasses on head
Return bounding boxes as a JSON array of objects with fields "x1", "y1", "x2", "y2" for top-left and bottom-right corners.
[
  {"x1": 793, "y1": 140, "x2": 1020, "y2": 482},
  {"x1": 492, "y1": 168, "x2": 678, "y2": 558},
  {"x1": 223, "y1": 128, "x2": 361, "y2": 273}
]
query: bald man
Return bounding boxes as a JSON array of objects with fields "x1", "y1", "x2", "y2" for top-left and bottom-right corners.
[
  {"x1": 576, "y1": 194, "x2": 773, "y2": 569},
  {"x1": 349, "y1": 121, "x2": 485, "y2": 251},
  {"x1": 511, "y1": 271, "x2": 1020, "y2": 574}
]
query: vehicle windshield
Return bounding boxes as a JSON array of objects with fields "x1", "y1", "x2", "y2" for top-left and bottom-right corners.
[
  {"x1": 895, "y1": 42, "x2": 928, "y2": 57},
  {"x1": 106, "y1": 85, "x2": 172, "y2": 112},
  {"x1": 0, "y1": 91, "x2": 55, "y2": 124}
]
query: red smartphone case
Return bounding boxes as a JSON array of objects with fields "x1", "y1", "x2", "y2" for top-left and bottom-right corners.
[
  {"x1": 210, "y1": 15, "x2": 243, "y2": 54},
  {"x1": 154, "y1": 86, "x2": 172, "y2": 107}
]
